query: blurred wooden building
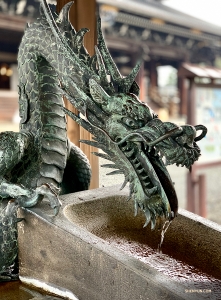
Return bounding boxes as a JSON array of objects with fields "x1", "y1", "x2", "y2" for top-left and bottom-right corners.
[
  {"x1": 1, "y1": 0, "x2": 221, "y2": 116},
  {"x1": 98, "y1": 0, "x2": 221, "y2": 117},
  {"x1": 0, "y1": 0, "x2": 221, "y2": 186}
]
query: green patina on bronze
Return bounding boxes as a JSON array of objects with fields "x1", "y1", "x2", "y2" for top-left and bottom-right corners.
[{"x1": 0, "y1": 0, "x2": 207, "y2": 277}]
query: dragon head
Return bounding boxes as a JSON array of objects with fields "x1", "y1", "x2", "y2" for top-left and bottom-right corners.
[
  {"x1": 64, "y1": 74, "x2": 206, "y2": 228},
  {"x1": 83, "y1": 80, "x2": 206, "y2": 229},
  {"x1": 41, "y1": 0, "x2": 207, "y2": 228}
]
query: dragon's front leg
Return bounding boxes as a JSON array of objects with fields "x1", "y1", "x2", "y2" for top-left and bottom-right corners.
[
  {"x1": 0, "y1": 179, "x2": 61, "y2": 215},
  {"x1": 17, "y1": 183, "x2": 61, "y2": 216},
  {"x1": 0, "y1": 132, "x2": 61, "y2": 214},
  {"x1": 0, "y1": 132, "x2": 36, "y2": 201},
  {"x1": 0, "y1": 178, "x2": 35, "y2": 199}
]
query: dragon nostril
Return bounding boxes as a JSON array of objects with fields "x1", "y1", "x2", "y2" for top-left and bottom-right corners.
[{"x1": 122, "y1": 142, "x2": 128, "y2": 148}]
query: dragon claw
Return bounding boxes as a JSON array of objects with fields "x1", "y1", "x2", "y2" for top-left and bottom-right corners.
[
  {"x1": 53, "y1": 206, "x2": 60, "y2": 216},
  {"x1": 16, "y1": 189, "x2": 39, "y2": 208},
  {"x1": 35, "y1": 184, "x2": 61, "y2": 215}
]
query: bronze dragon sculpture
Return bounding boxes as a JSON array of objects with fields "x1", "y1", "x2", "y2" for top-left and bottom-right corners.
[{"x1": 0, "y1": 0, "x2": 207, "y2": 278}]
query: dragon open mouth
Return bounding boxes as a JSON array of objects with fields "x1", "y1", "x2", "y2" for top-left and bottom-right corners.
[
  {"x1": 115, "y1": 122, "x2": 206, "y2": 229},
  {"x1": 118, "y1": 139, "x2": 177, "y2": 229}
]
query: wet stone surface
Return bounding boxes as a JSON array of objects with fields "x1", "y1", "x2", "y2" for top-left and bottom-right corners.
[
  {"x1": 63, "y1": 189, "x2": 221, "y2": 300},
  {"x1": 96, "y1": 226, "x2": 221, "y2": 300}
]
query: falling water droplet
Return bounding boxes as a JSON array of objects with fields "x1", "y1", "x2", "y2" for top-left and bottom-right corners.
[{"x1": 157, "y1": 220, "x2": 172, "y2": 253}]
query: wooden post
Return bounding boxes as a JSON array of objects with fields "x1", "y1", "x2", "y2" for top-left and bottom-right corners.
[
  {"x1": 150, "y1": 60, "x2": 158, "y2": 88},
  {"x1": 186, "y1": 167, "x2": 196, "y2": 213},
  {"x1": 178, "y1": 76, "x2": 187, "y2": 116},
  {"x1": 198, "y1": 174, "x2": 207, "y2": 217},
  {"x1": 57, "y1": 0, "x2": 99, "y2": 189}
]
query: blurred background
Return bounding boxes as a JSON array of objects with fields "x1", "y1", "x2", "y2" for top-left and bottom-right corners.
[{"x1": 0, "y1": 0, "x2": 221, "y2": 224}]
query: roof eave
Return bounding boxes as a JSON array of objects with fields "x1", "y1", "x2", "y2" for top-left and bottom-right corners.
[{"x1": 97, "y1": 0, "x2": 221, "y2": 36}]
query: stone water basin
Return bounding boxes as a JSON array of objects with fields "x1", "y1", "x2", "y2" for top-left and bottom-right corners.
[
  {"x1": 18, "y1": 186, "x2": 221, "y2": 300},
  {"x1": 0, "y1": 280, "x2": 64, "y2": 300}
]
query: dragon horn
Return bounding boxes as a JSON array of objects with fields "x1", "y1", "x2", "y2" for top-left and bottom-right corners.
[
  {"x1": 97, "y1": 16, "x2": 122, "y2": 81},
  {"x1": 97, "y1": 15, "x2": 141, "y2": 94},
  {"x1": 95, "y1": 46, "x2": 110, "y2": 86},
  {"x1": 56, "y1": 1, "x2": 74, "y2": 33},
  {"x1": 120, "y1": 60, "x2": 142, "y2": 93},
  {"x1": 129, "y1": 81, "x2": 140, "y2": 96}
]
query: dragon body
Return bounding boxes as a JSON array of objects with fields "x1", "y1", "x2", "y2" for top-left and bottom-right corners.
[
  {"x1": 0, "y1": 201, "x2": 18, "y2": 278},
  {"x1": 0, "y1": 0, "x2": 206, "y2": 276}
]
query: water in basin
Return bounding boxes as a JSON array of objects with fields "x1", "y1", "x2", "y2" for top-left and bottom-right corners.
[{"x1": 64, "y1": 194, "x2": 221, "y2": 298}]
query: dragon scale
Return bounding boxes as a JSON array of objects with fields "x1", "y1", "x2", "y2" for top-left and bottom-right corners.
[
  {"x1": 0, "y1": 0, "x2": 207, "y2": 277},
  {"x1": 18, "y1": 33, "x2": 68, "y2": 189}
]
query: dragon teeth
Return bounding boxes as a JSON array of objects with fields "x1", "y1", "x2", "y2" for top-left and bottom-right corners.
[
  {"x1": 134, "y1": 162, "x2": 141, "y2": 168},
  {"x1": 141, "y1": 176, "x2": 149, "y2": 182},
  {"x1": 136, "y1": 168, "x2": 145, "y2": 174},
  {"x1": 132, "y1": 158, "x2": 139, "y2": 163},
  {"x1": 150, "y1": 186, "x2": 158, "y2": 194},
  {"x1": 145, "y1": 186, "x2": 157, "y2": 196},
  {"x1": 124, "y1": 148, "x2": 134, "y2": 158}
]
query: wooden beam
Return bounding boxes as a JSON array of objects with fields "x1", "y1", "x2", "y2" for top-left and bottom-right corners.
[
  {"x1": 0, "y1": 13, "x2": 27, "y2": 31},
  {"x1": 57, "y1": 0, "x2": 99, "y2": 189}
]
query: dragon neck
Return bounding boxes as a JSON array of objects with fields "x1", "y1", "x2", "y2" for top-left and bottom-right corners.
[{"x1": 18, "y1": 22, "x2": 69, "y2": 188}]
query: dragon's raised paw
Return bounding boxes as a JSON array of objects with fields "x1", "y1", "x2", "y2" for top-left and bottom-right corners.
[{"x1": 16, "y1": 184, "x2": 61, "y2": 216}]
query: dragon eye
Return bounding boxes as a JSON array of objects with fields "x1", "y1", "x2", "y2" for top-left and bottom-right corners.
[{"x1": 122, "y1": 117, "x2": 138, "y2": 128}]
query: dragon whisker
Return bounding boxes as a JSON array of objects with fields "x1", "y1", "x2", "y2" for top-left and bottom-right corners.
[{"x1": 115, "y1": 126, "x2": 183, "y2": 150}]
